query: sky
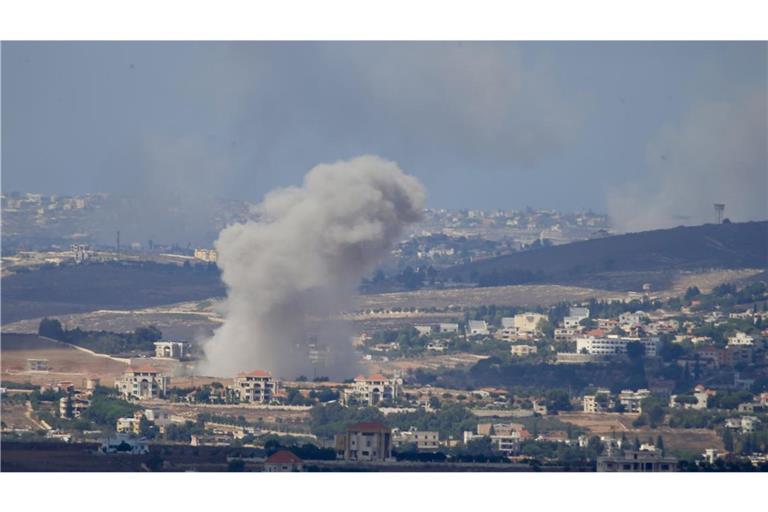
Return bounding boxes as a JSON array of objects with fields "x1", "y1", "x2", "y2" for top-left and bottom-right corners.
[{"x1": 2, "y1": 41, "x2": 766, "y2": 231}]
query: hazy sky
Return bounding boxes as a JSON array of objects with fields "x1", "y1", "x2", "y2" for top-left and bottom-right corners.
[{"x1": 2, "y1": 42, "x2": 766, "y2": 226}]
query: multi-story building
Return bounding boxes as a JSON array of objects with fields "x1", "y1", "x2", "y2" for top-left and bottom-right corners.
[
  {"x1": 728, "y1": 331, "x2": 755, "y2": 346},
  {"x1": 336, "y1": 422, "x2": 393, "y2": 462},
  {"x1": 583, "y1": 388, "x2": 613, "y2": 413},
  {"x1": 229, "y1": 370, "x2": 278, "y2": 403},
  {"x1": 343, "y1": 373, "x2": 400, "y2": 406},
  {"x1": 115, "y1": 366, "x2": 170, "y2": 400},
  {"x1": 392, "y1": 427, "x2": 440, "y2": 451},
  {"x1": 576, "y1": 335, "x2": 659, "y2": 357},
  {"x1": 597, "y1": 449, "x2": 678, "y2": 472},
  {"x1": 193, "y1": 248, "x2": 218, "y2": 262},
  {"x1": 618, "y1": 389, "x2": 652, "y2": 413}
]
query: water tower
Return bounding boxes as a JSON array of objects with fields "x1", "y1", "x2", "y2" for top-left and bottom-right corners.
[{"x1": 713, "y1": 203, "x2": 725, "y2": 224}]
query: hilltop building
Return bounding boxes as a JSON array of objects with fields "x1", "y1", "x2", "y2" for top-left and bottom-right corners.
[{"x1": 154, "y1": 340, "x2": 191, "y2": 360}]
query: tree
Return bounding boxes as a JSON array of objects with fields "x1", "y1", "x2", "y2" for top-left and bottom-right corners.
[
  {"x1": 656, "y1": 435, "x2": 665, "y2": 454},
  {"x1": 227, "y1": 459, "x2": 246, "y2": 472},
  {"x1": 38, "y1": 318, "x2": 65, "y2": 340},
  {"x1": 723, "y1": 428, "x2": 734, "y2": 452},
  {"x1": 626, "y1": 341, "x2": 645, "y2": 361}
]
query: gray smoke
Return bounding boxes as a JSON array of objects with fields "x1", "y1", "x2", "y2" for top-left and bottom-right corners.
[
  {"x1": 200, "y1": 156, "x2": 425, "y2": 378},
  {"x1": 607, "y1": 89, "x2": 767, "y2": 233}
]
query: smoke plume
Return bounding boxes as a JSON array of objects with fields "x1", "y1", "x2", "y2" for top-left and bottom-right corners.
[
  {"x1": 200, "y1": 156, "x2": 425, "y2": 378},
  {"x1": 607, "y1": 89, "x2": 767, "y2": 232}
]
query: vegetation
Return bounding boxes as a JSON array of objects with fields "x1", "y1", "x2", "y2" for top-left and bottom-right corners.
[{"x1": 39, "y1": 318, "x2": 162, "y2": 354}]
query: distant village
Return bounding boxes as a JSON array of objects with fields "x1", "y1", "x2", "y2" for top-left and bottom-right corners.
[{"x1": 4, "y1": 277, "x2": 767, "y2": 472}]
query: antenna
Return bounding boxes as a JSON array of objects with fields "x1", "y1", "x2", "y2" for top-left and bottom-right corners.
[
  {"x1": 713, "y1": 204, "x2": 725, "y2": 224},
  {"x1": 116, "y1": 230, "x2": 121, "y2": 258}
]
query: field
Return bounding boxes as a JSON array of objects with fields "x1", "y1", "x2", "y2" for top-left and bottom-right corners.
[
  {"x1": 557, "y1": 412, "x2": 723, "y2": 454},
  {"x1": 0, "y1": 333, "x2": 181, "y2": 387}
]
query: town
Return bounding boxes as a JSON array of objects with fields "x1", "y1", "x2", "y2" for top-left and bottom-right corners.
[{"x1": 3, "y1": 273, "x2": 767, "y2": 472}]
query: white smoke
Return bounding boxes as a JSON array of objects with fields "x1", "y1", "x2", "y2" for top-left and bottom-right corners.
[
  {"x1": 608, "y1": 89, "x2": 767, "y2": 233},
  {"x1": 200, "y1": 156, "x2": 425, "y2": 378}
]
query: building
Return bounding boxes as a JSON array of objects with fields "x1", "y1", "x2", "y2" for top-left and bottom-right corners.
[
  {"x1": 439, "y1": 323, "x2": 460, "y2": 334},
  {"x1": 114, "y1": 366, "x2": 169, "y2": 400},
  {"x1": 59, "y1": 393, "x2": 90, "y2": 418},
  {"x1": 27, "y1": 359, "x2": 49, "y2": 372},
  {"x1": 116, "y1": 417, "x2": 141, "y2": 434},
  {"x1": 264, "y1": 450, "x2": 304, "y2": 472},
  {"x1": 728, "y1": 331, "x2": 755, "y2": 346},
  {"x1": 336, "y1": 422, "x2": 393, "y2": 462},
  {"x1": 576, "y1": 335, "x2": 659, "y2": 357},
  {"x1": 513, "y1": 313, "x2": 548, "y2": 336},
  {"x1": 193, "y1": 248, "x2": 218, "y2": 262},
  {"x1": 230, "y1": 370, "x2": 278, "y2": 404},
  {"x1": 343, "y1": 373, "x2": 400, "y2": 406},
  {"x1": 99, "y1": 435, "x2": 149, "y2": 455},
  {"x1": 414, "y1": 325, "x2": 434, "y2": 336},
  {"x1": 392, "y1": 427, "x2": 440, "y2": 451},
  {"x1": 583, "y1": 389, "x2": 613, "y2": 413},
  {"x1": 563, "y1": 307, "x2": 589, "y2": 329},
  {"x1": 153, "y1": 340, "x2": 191, "y2": 360},
  {"x1": 597, "y1": 449, "x2": 678, "y2": 472},
  {"x1": 510, "y1": 344, "x2": 538, "y2": 357},
  {"x1": 618, "y1": 389, "x2": 652, "y2": 413},
  {"x1": 465, "y1": 423, "x2": 531, "y2": 456},
  {"x1": 467, "y1": 320, "x2": 489, "y2": 336}
]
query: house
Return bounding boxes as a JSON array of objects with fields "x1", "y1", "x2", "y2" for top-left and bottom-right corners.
[
  {"x1": 229, "y1": 370, "x2": 278, "y2": 403},
  {"x1": 392, "y1": 427, "x2": 440, "y2": 451},
  {"x1": 426, "y1": 340, "x2": 448, "y2": 352},
  {"x1": 583, "y1": 389, "x2": 613, "y2": 413},
  {"x1": 467, "y1": 320, "x2": 489, "y2": 336},
  {"x1": 154, "y1": 340, "x2": 191, "y2": 360},
  {"x1": 336, "y1": 422, "x2": 393, "y2": 462},
  {"x1": 510, "y1": 344, "x2": 538, "y2": 357},
  {"x1": 597, "y1": 448, "x2": 677, "y2": 472},
  {"x1": 563, "y1": 307, "x2": 589, "y2": 329},
  {"x1": 439, "y1": 323, "x2": 459, "y2": 334},
  {"x1": 342, "y1": 373, "x2": 401, "y2": 406},
  {"x1": 728, "y1": 331, "x2": 755, "y2": 346},
  {"x1": 618, "y1": 389, "x2": 652, "y2": 413},
  {"x1": 116, "y1": 417, "x2": 141, "y2": 434},
  {"x1": 59, "y1": 393, "x2": 90, "y2": 418},
  {"x1": 414, "y1": 325, "x2": 434, "y2": 336},
  {"x1": 114, "y1": 366, "x2": 170, "y2": 400},
  {"x1": 264, "y1": 450, "x2": 304, "y2": 472},
  {"x1": 514, "y1": 313, "x2": 548, "y2": 336},
  {"x1": 465, "y1": 423, "x2": 531, "y2": 455}
]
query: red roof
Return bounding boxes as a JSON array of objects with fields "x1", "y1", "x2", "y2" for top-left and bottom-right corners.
[
  {"x1": 354, "y1": 374, "x2": 367, "y2": 382},
  {"x1": 238, "y1": 370, "x2": 272, "y2": 378},
  {"x1": 347, "y1": 422, "x2": 390, "y2": 433},
  {"x1": 367, "y1": 373, "x2": 387, "y2": 381},
  {"x1": 266, "y1": 450, "x2": 303, "y2": 464},
  {"x1": 586, "y1": 328, "x2": 607, "y2": 337}
]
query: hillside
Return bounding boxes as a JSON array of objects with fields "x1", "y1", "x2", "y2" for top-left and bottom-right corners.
[
  {"x1": 442, "y1": 221, "x2": 768, "y2": 289},
  {"x1": 1, "y1": 261, "x2": 225, "y2": 324}
]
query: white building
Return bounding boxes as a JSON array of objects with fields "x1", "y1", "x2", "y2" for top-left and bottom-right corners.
[
  {"x1": 563, "y1": 307, "x2": 590, "y2": 329},
  {"x1": 343, "y1": 373, "x2": 401, "y2": 406},
  {"x1": 153, "y1": 340, "x2": 191, "y2": 359},
  {"x1": 728, "y1": 331, "x2": 755, "y2": 346},
  {"x1": 392, "y1": 427, "x2": 440, "y2": 451},
  {"x1": 583, "y1": 389, "x2": 612, "y2": 413},
  {"x1": 193, "y1": 248, "x2": 218, "y2": 262},
  {"x1": 115, "y1": 366, "x2": 170, "y2": 400},
  {"x1": 439, "y1": 323, "x2": 460, "y2": 334},
  {"x1": 229, "y1": 370, "x2": 278, "y2": 403},
  {"x1": 576, "y1": 335, "x2": 659, "y2": 357},
  {"x1": 467, "y1": 320, "x2": 489, "y2": 336}
]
